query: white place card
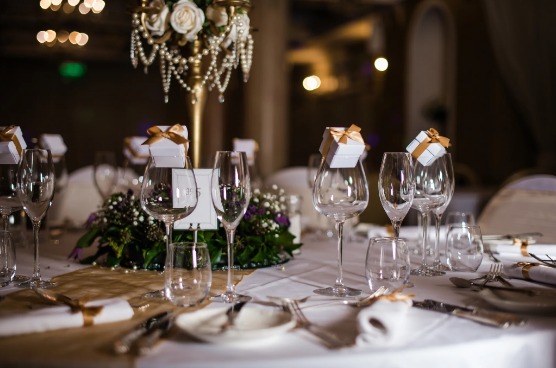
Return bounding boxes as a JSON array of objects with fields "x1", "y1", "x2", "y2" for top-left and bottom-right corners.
[{"x1": 174, "y1": 169, "x2": 218, "y2": 230}]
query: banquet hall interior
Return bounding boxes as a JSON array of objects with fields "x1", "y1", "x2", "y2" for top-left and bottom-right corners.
[{"x1": 1, "y1": 0, "x2": 555, "y2": 224}]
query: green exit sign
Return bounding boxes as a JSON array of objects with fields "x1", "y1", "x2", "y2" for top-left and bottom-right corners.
[{"x1": 59, "y1": 62, "x2": 86, "y2": 78}]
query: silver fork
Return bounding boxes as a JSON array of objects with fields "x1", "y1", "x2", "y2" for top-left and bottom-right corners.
[
  {"x1": 285, "y1": 299, "x2": 350, "y2": 349},
  {"x1": 490, "y1": 263, "x2": 515, "y2": 288},
  {"x1": 479, "y1": 264, "x2": 499, "y2": 289}
]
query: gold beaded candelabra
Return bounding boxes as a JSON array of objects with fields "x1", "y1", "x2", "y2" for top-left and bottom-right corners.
[{"x1": 130, "y1": 0, "x2": 254, "y2": 167}]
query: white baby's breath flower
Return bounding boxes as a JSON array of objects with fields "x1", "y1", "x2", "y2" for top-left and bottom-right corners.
[
  {"x1": 133, "y1": 221, "x2": 138, "y2": 226},
  {"x1": 170, "y1": 0, "x2": 205, "y2": 41},
  {"x1": 139, "y1": 216, "x2": 144, "y2": 222}
]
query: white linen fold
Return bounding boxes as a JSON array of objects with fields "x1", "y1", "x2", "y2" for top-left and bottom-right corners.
[
  {"x1": 0, "y1": 297, "x2": 134, "y2": 336},
  {"x1": 356, "y1": 298, "x2": 412, "y2": 347},
  {"x1": 486, "y1": 243, "x2": 556, "y2": 258},
  {"x1": 503, "y1": 262, "x2": 556, "y2": 286}
]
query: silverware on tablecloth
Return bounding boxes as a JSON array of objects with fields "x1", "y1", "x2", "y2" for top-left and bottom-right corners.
[
  {"x1": 448, "y1": 277, "x2": 556, "y2": 296},
  {"x1": 135, "y1": 312, "x2": 177, "y2": 355},
  {"x1": 483, "y1": 232, "x2": 543, "y2": 241},
  {"x1": 220, "y1": 301, "x2": 247, "y2": 332},
  {"x1": 412, "y1": 299, "x2": 526, "y2": 328},
  {"x1": 343, "y1": 286, "x2": 389, "y2": 307},
  {"x1": 113, "y1": 311, "x2": 172, "y2": 354},
  {"x1": 528, "y1": 253, "x2": 556, "y2": 268}
]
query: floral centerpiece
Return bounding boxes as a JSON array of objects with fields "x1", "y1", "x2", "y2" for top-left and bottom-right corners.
[{"x1": 70, "y1": 186, "x2": 302, "y2": 271}]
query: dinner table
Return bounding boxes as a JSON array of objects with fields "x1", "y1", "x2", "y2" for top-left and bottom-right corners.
[{"x1": 1, "y1": 225, "x2": 556, "y2": 368}]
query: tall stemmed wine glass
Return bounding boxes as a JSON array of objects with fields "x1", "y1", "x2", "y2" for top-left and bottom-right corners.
[
  {"x1": 141, "y1": 155, "x2": 198, "y2": 266},
  {"x1": 210, "y1": 151, "x2": 251, "y2": 303},
  {"x1": 431, "y1": 153, "x2": 454, "y2": 271},
  {"x1": 410, "y1": 155, "x2": 450, "y2": 277},
  {"x1": 17, "y1": 149, "x2": 55, "y2": 288},
  {"x1": 378, "y1": 152, "x2": 415, "y2": 238},
  {"x1": 313, "y1": 157, "x2": 369, "y2": 297}
]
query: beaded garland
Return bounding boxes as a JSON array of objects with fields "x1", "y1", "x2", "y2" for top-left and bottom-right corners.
[{"x1": 130, "y1": 1, "x2": 254, "y2": 103}]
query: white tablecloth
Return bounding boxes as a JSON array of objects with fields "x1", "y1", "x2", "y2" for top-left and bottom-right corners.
[{"x1": 3, "y1": 230, "x2": 556, "y2": 368}]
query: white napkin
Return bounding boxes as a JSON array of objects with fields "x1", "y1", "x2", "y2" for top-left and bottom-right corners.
[
  {"x1": 486, "y1": 243, "x2": 556, "y2": 259},
  {"x1": 0, "y1": 297, "x2": 134, "y2": 336},
  {"x1": 356, "y1": 298, "x2": 412, "y2": 347},
  {"x1": 504, "y1": 262, "x2": 556, "y2": 286}
]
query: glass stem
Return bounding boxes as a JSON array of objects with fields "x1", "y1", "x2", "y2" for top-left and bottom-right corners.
[
  {"x1": 32, "y1": 220, "x2": 42, "y2": 283},
  {"x1": 226, "y1": 229, "x2": 236, "y2": 295},
  {"x1": 335, "y1": 221, "x2": 345, "y2": 289},
  {"x1": 420, "y1": 211, "x2": 429, "y2": 269},
  {"x1": 392, "y1": 220, "x2": 401, "y2": 238},
  {"x1": 433, "y1": 213, "x2": 442, "y2": 266},
  {"x1": 164, "y1": 222, "x2": 173, "y2": 268}
]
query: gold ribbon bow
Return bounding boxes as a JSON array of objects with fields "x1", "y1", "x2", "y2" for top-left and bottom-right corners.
[
  {"x1": 321, "y1": 124, "x2": 365, "y2": 158},
  {"x1": 0, "y1": 125, "x2": 24, "y2": 156},
  {"x1": 142, "y1": 124, "x2": 189, "y2": 147},
  {"x1": 515, "y1": 262, "x2": 540, "y2": 280},
  {"x1": 69, "y1": 298, "x2": 104, "y2": 327},
  {"x1": 411, "y1": 128, "x2": 450, "y2": 159},
  {"x1": 367, "y1": 286, "x2": 415, "y2": 307}
]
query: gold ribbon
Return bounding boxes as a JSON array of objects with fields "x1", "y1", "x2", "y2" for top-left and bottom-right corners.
[
  {"x1": 142, "y1": 124, "x2": 189, "y2": 147},
  {"x1": 124, "y1": 137, "x2": 149, "y2": 160},
  {"x1": 367, "y1": 285, "x2": 415, "y2": 307},
  {"x1": 321, "y1": 124, "x2": 364, "y2": 158},
  {"x1": 0, "y1": 125, "x2": 24, "y2": 156},
  {"x1": 69, "y1": 299, "x2": 104, "y2": 327},
  {"x1": 515, "y1": 262, "x2": 540, "y2": 280},
  {"x1": 410, "y1": 128, "x2": 450, "y2": 159},
  {"x1": 516, "y1": 239, "x2": 530, "y2": 257}
]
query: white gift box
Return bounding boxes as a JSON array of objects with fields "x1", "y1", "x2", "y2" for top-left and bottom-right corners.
[
  {"x1": 318, "y1": 126, "x2": 365, "y2": 168},
  {"x1": 0, "y1": 125, "x2": 27, "y2": 164},
  {"x1": 39, "y1": 134, "x2": 67, "y2": 163},
  {"x1": 144, "y1": 125, "x2": 188, "y2": 168},
  {"x1": 406, "y1": 130, "x2": 446, "y2": 166},
  {"x1": 123, "y1": 136, "x2": 149, "y2": 165},
  {"x1": 233, "y1": 138, "x2": 258, "y2": 165}
]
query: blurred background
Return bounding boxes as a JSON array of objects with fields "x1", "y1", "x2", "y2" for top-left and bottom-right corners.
[{"x1": 1, "y1": 0, "x2": 555, "y2": 224}]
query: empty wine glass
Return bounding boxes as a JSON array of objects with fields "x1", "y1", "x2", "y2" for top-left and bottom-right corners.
[
  {"x1": 446, "y1": 225, "x2": 484, "y2": 272},
  {"x1": 93, "y1": 151, "x2": 118, "y2": 202},
  {"x1": 307, "y1": 153, "x2": 334, "y2": 239},
  {"x1": 365, "y1": 237, "x2": 411, "y2": 292},
  {"x1": 431, "y1": 153, "x2": 454, "y2": 271},
  {"x1": 378, "y1": 152, "x2": 415, "y2": 237},
  {"x1": 210, "y1": 151, "x2": 251, "y2": 303},
  {"x1": 313, "y1": 157, "x2": 369, "y2": 297},
  {"x1": 410, "y1": 155, "x2": 450, "y2": 277},
  {"x1": 17, "y1": 149, "x2": 55, "y2": 288}
]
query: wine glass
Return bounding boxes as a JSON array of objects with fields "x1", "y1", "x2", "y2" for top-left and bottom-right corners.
[
  {"x1": 210, "y1": 151, "x2": 251, "y2": 303},
  {"x1": 431, "y1": 153, "x2": 454, "y2": 271},
  {"x1": 93, "y1": 151, "x2": 118, "y2": 202},
  {"x1": 446, "y1": 224, "x2": 484, "y2": 272},
  {"x1": 312, "y1": 157, "x2": 369, "y2": 297},
  {"x1": 17, "y1": 149, "x2": 55, "y2": 288},
  {"x1": 365, "y1": 237, "x2": 411, "y2": 292},
  {"x1": 378, "y1": 152, "x2": 415, "y2": 238},
  {"x1": 307, "y1": 153, "x2": 334, "y2": 238},
  {"x1": 410, "y1": 155, "x2": 450, "y2": 277}
]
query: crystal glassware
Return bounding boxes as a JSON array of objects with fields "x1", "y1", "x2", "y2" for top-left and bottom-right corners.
[
  {"x1": 17, "y1": 149, "x2": 55, "y2": 288},
  {"x1": 312, "y1": 157, "x2": 369, "y2": 297},
  {"x1": 93, "y1": 151, "x2": 118, "y2": 202},
  {"x1": 410, "y1": 155, "x2": 450, "y2": 277},
  {"x1": 446, "y1": 225, "x2": 484, "y2": 272},
  {"x1": 365, "y1": 237, "x2": 411, "y2": 292},
  {"x1": 210, "y1": 151, "x2": 251, "y2": 303},
  {"x1": 378, "y1": 152, "x2": 415, "y2": 238},
  {"x1": 431, "y1": 153, "x2": 454, "y2": 271}
]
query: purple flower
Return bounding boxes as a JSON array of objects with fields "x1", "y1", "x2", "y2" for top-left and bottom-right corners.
[
  {"x1": 68, "y1": 247, "x2": 83, "y2": 260},
  {"x1": 85, "y1": 213, "x2": 97, "y2": 228},
  {"x1": 275, "y1": 214, "x2": 290, "y2": 227}
]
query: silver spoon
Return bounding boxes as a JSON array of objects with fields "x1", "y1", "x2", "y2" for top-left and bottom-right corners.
[{"x1": 448, "y1": 277, "x2": 553, "y2": 296}]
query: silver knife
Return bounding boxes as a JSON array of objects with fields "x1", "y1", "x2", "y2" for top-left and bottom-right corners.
[
  {"x1": 135, "y1": 312, "x2": 176, "y2": 355},
  {"x1": 412, "y1": 299, "x2": 527, "y2": 328},
  {"x1": 113, "y1": 311, "x2": 171, "y2": 354}
]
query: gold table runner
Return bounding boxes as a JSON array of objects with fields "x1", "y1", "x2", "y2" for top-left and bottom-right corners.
[{"x1": 0, "y1": 266, "x2": 254, "y2": 368}]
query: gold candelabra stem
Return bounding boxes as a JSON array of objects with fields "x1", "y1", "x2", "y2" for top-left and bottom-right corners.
[{"x1": 187, "y1": 39, "x2": 207, "y2": 168}]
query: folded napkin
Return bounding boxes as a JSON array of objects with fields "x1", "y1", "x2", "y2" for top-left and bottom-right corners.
[
  {"x1": 356, "y1": 298, "x2": 412, "y2": 347},
  {"x1": 504, "y1": 262, "x2": 556, "y2": 286},
  {"x1": 0, "y1": 297, "x2": 134, "y2": 337},
  {"x1": 486, "y1": 243, "x2": 556, "y2": 259}
]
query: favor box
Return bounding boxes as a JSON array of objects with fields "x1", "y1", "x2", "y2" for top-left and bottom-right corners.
[
  {"x1": 0, "y1": 125, "x2": 27, "y2": 164},
  {"x1": 123, "y1": 136, "x2": 149, "y2": 165},
  {"x1": 233, "y1": 138, "x2": 258, "y2": 165},
  {"x1": 406, "y1": 129, "x2": 448, "y2": 166},
  {"x1": 39, "y1": 134, "x2": 67, "y2": 163},
  {"x1": 143, "y1": 125, "x2": 188, "y2": 168},
  {"x1": 318, "y1": 126, "x2": 365, "y2": 168}
]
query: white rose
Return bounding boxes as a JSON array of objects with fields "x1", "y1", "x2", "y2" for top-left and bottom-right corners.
[
  {"x1": 170, "y1": 0, "x2": 205, "y2": 41},
  {"x1": 145, "y1": 0, "x2": 170, "y2": 37},
  {"x1": 206, "y1": 4, "x2": 228, "y2": 28}
]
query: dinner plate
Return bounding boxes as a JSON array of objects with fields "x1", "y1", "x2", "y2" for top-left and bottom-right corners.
[
  {"x1": 175, "y1": 306, "x2": 296, "y2": 345},
  {"x1": 477, "y1": 288, "x2": 556, "y2": 315}
]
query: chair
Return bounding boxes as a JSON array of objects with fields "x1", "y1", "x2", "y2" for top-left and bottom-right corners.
[{"x1": 478, "y1": 175, "x2": 556, "y2": 242}]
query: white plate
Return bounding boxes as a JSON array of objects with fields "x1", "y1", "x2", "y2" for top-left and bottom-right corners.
[
  {"x1": 477, "y1": 288, "x2": 556, "y2": 314},
  {"x1": 175, "y1": 306, "x2": 296, "y2": 345}
]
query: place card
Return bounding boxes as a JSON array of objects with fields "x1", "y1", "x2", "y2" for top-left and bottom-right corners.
[
  {"x1": 39, "y1": 134, "x2": 67, "y2": 163},
  {"x1": 174, "y1": 169, "x2": 218, "y2": 230}
]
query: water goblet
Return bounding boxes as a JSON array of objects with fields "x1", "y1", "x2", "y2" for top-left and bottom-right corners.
[
  {"x1": 313, "y1": 158, "x2": 369, "y2": 297},
  {"x1": 410, "y1": 155, "x2": 450, "y2": 277},
  {"x1": 0, "y1": 230, "x2": 15, "y2": 287},
  {"x1": 365, "y1": 237, "x2": 411, "y2": 292},
  {"x1": 210, "y1": 151, "x2": 251, "y2": 303},
  {"x1": 446, "y1": 225, "x2": 484, "y2": 272},
  {"x1": 141, "y1": 155, "x2": 198, "y2": 298},
  {"x1": 378, "y1": 152, "x2": 415, "y2": 238},
  {"x1": 17, "y1": 149, "x2": 55, "y2": 288},
  {"x1": 445, "y1": 211, "x2": 476, "y2": 227},
  {"x1": 431, "y1": 153, "x2": 454, "y2": 271},
  {"x1": 93, "y1": 151, "x2": 118, "y2": 202}
]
